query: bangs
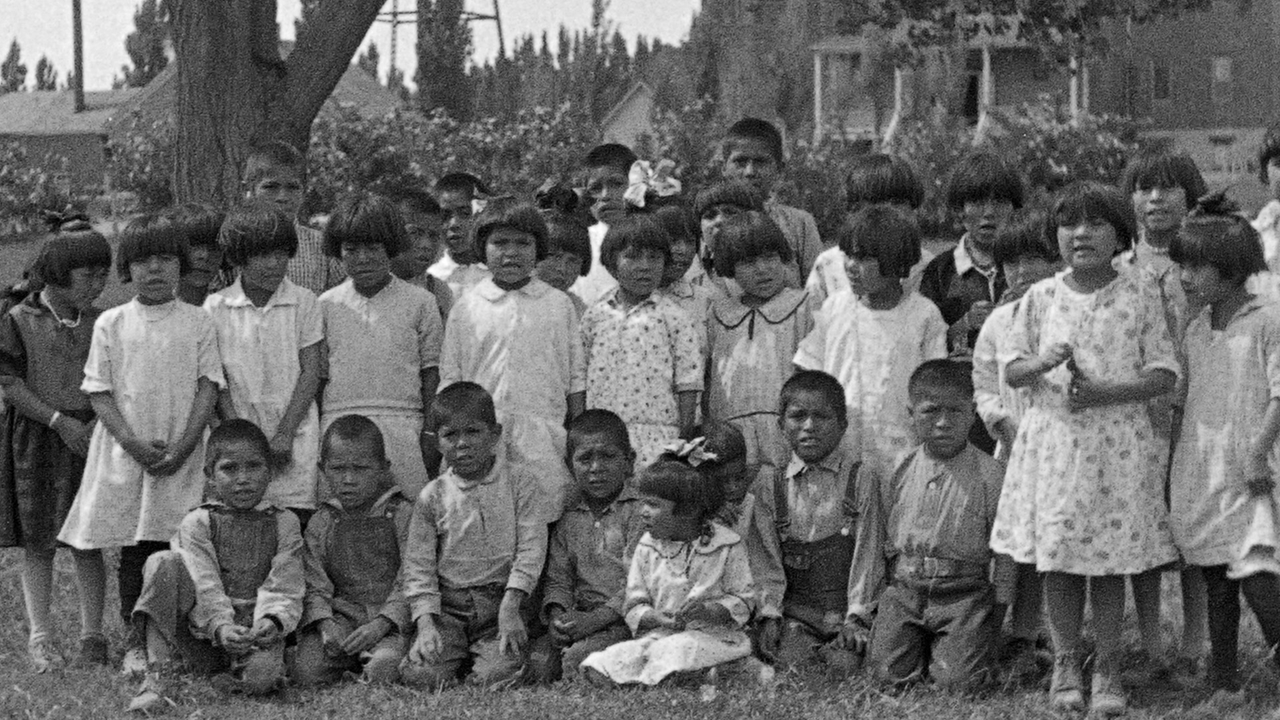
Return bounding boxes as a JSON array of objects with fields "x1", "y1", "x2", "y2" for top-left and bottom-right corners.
[
  {"x1": 946, "y1": 152, "x2": 1024, "y2": 209},
  {"x1": 992, "y1": 209, "x2": 1057, "y2": 267},
  {"x1": 219, "y1": 204, "x2": 299, "y2": 267},
  {"x1": 635, "y1": 460, "x2": 722, "y2": 517},
  {"x1": 1171, "y1": 215, "x2": 1266, "y2": 282},
  {"x1": 654, "y1": 204, "x2": 697, "y2": 249},
  {"x1": 167, "y1": 203, "x2": 225, "y2": 250},
  {"x1": 712, "y1": 211, "x2": 792, "y2": 277},
  {"x1": 543, "y1": 212, "x2": 592, "y2": 276},
  {"x1": 1121, "y1": 152, "x2": 1207, "y2": 207},
  {"x1": 846, "y1": 154, "x2": 925, "y2": 210},
  {"x1": 472, "y1": 197, "x2": 550, "y2": 262},
  {"x1": 33, "y1": 230, "x2": 112, "y2": 287},
  {"x1": 600, "y1": 214, "x2": 672, "y2": 275},
  {"x1": 836, "y1": 203, "x2": 921, "y2": 279},
  {"x1": 694, "y1": 181, "x2": 764, "y2": 218},
  {"x1": 1050, "y1": 182, "x2": 1136, "y2": 251},
  {"x1": 323, "y1": 193, "x2": 410, "y2": 259},
  {"x1": 116, "y1": 212, "x2": 191, "y2": 282}
]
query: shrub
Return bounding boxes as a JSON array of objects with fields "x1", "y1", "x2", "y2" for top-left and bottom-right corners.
[{"x1": 0, "y1": 141, "x2": 77, "y2": 234}]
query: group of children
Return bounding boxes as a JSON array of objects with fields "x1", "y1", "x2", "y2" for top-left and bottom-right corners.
[{"x1": 4, "y1": 113, "x2": 1280, "y2": 717}]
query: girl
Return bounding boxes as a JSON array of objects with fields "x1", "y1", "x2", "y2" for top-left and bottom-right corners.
[
  {"x1": 57, "y1": 213, "x2": 224, "y2": 673},
  {"x1": 170, "y1": 203, "x2": 227, "y2": 306},
  {"x1": 579, "y1": 460, "x2": 758, "y2": 687},
  {"x1": 794, "y1": 203, "x2": 946, "y2": 476},
  {"x1": 536, "y1": 209, "x2": 593, "y2": 318},
  {"x1": 992, "y1": 182, "x2": 1179, "y2": 716},
  {"x1": 440, "y1": 197, "x2": 585, "y2": 519},
  {"x1": 0, "y1": 217, "x2": 111, "y2": 671},
  {"x1": 693, "y1": 181, "x2": 764, "y2": 302},
  {"x1": 707, "y1": 212, "x2": 814, "y2": 470},
  {"x1": 1168, "y1": 192, "x2": 1280, "y2": 696},
  {"x1": 205, "y1": 204, "x2": 322, "y2": 518},
  {"x1": 581, "y1": 214, "x2": 703, "y2": 467},
  {"x1": 656, "y1": 203, "x2": 716, "y2": 338}
]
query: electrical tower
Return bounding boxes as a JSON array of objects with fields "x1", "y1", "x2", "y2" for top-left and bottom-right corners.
[{"x1": 374, "y1": 0, "x2": 506, "y2": 81}]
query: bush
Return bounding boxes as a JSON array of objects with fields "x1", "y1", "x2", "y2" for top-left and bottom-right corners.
[
  {"x1": 0, "y1": 141, "x2": 77, "y2": 234},
  {"x1": 105, "y1": 111, "x2": 176, "y2": 210}
]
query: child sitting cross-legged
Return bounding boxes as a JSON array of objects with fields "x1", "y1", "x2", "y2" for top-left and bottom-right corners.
[
  {"x1": 293, "y1": 415, "x2": 414, "y2": 687},
  {"x1": 868, "y1": 360, "x2": 1013, "y2": 691},
  {"x1": 128, "y1": 420, "x2": 304, "y2": 712}
]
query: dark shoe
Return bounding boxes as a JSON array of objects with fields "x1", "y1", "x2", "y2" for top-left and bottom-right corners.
[{"x1": 76, "y1": 634, "x2": 109, "y2": 667}]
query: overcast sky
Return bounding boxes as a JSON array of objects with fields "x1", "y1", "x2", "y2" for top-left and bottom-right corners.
[{"x1": 0, "y1": 0, "x2": 701, "y2": 91}]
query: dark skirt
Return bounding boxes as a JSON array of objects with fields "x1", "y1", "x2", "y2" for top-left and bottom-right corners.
[{"x1": 0, "y1": 407, "x2": 92, "y2": 550}]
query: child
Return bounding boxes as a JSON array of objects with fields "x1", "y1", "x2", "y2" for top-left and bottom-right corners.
[
  {"x1": 319, "y1": 193, "x2": 443, "y2": 498},
  {"x1": 694, "y1": 180, "x2": 765, "y2": 302},
  {"x1": 243, "y1": 140, "x2": 344, "y2": 295},
  {"x1": 806, "y1": 154, "x2": 930, "y2": 306},
  {"x1": 57, "y1": 212, "x2": 224, "y2": 673},
  {"x1": 127, "y1": 420, "x2": 304, "y2": 711},
  {"x1": 1169, "y1": 192, "x2": 1280, "y2": 695},
  {"x1": 1254, "y1": 121, "x2": 1280, "y2": 274},
  {"x1": 294, "y1": 415, "x2": 413, "y2": 687},
  {"x1": 869, "y1": 360, "x2": 1011, "y2": 690},
  {"x1": 581, "y1": 214, "x2": 703, "y2": 467},
  {"x1": 0, "y1": 221, "x2": 111, "y2": 671},
  {"x1": 572, "y1": 143, "x2": 639, "y2": 308},
  {"x1": 536, "y1": 210, "x2": 592, "y2": 318},
  {"x1": 440, "y1": 197, "x2": 585, "y2": 519},
  {"x1": 992, "y1": 182, "x2": 1179, "y2": 715},
  {"x1": 205, "y1": 205, "x2": 322, "y2": 520},
  {"x1": 720, "y1": 117, "x2": 823, "y2": 286},
  {"x1": 528, "y1": 409, "x2": 646, "y2": 683},
  {"x1": 654, "y1": 203, "x2": 716, "y2": 343},
  {"x1": 919, "y1": 152, "x2": 1023, "y2": 355},
  {"x1": 751, "y1": 371, "x2": 884, "y2": 670},
  {"x1": 707, "y1": 211, "x2": 814, "y2": 471},
  {"x1": 386, "y1": 186, "x2": 454, "y2": 323},
  {"x1": 429, "y1": 172, "x2": 493, "y2": 297},
  {"x1": 795, "y1": 204, "x2": 947, "y2": 476},
  {"x1": 171, "y1": 204, "x2": 226, "y2": 306},
  {"x1": 401, "y1": 382, "x2": 548, "y2": 688},
  {"x1": 579, "y1": 460, "x2": 758, "y2": 686}
]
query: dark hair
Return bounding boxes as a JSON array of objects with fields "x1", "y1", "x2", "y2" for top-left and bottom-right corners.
[
  {"x1": 696, "y1": 421, "x2": 747, "y2": 466},
  {"x1": 382, "y1": 186, "x2": 443, "y2": 216},
  {"x1": 218, "y1": 204, "x2": 299, "y2": 268},
  {"x1": 1050, "y1": 182, "x2": 1136, "y2": 253},
  {"x1": 653, "y1": 203, "x2": 698, "y2": 252},
  {"x1": 566, "y1": 409, "x2": 633, "y2": 459},
  {"x1": 243, "y1": 140, "x2": 306, "y2": 185},
  {"x1": 846, "y1": 154, "x2": 925, "y2": 210},
  {"x1": 31, "y1": 216, "x2": 111, "y2": 287},
  {"x1": 779, "y1": 371, "x2": 847, "y2": 427},
  {"x1": 835, "y1": 203, "x2": 922, "y2": 279},
  {"x1": 429, "y1": 381, "x2": 498, "y2": 432},
  {"x1": 1170, "y1": 191, "x2": 1267, "y2": 285},
  {"x1": 1121, "y1": 151, "x2": 1207, "y2": 210},
  {"x1": 600, "y1": 214, "x2": 672, "y2": 275},
  {"x1": 320, "y1": 413, "x2": 389, "y2": 465},
  {"x1": 165, "y1": 203, "x2": 225, "y2": 253},
  {"x1": 543, "y1": 211, "x2": 592, "y2": 277},
  {"x1": 323, "y1": 193, "x2": 411, "y2": 259},
  {"x1": 582, "y1": 143, "x2": 638, "y2": 175},
  {"x1": 908, "y1": 359, "x2": 974, "y2": 401},
  {"x1": 723, "y1": 117, "x2": 784, "y2": 165},
  {"x1": 472, "y1": 196, "x2": 550, "y2": 262},
  {"x1": 116, "y1": 212, "x2": 192, "y2": 283},
  {"x1": 946, "y1": 152, "x2": 1025, "y2": 210},
  {"x1": 434, "y1": 172, "x2": 491, "y2": 199},
  {"x1": 991, "y1": 209, "x2": 1058, "y2": 267},
  {"x1": 712, "y1": 211, "x2": 792, "y2": 277},
  {"x1": 535, "y1": 178, "x2": 581, "y2": 215},
  {"x1": 694, "y1": 181, "x2": 765, "y2": 219},
  {"x1": 1259, "y1": 122, "x2": 1280, "y2": 185},
  {"x1": 205, "y1": 418, "x2": 272, "y2": 474},
  {"x1": 635, "y1": 460, "x2": 723, "y2": 521}
]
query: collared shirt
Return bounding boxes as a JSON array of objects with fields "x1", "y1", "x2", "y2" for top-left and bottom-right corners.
[
  {"x1": 0, "y1": 292, "x2": 98, "y2": 413},
  {"x1": 918, "y1": 235, "x2": 1006, "y2": 351},
  {"x1": 721, "y1": 492, "x2": 785, "y2": 619},
  {"x1": 622, "y1": 524, "x2": 755, "y2": 633},
  {"x1": 657, "y1": 277, "x2": 716, "y2": 353},
  {"x1": 286, "y1": 223, "x2": 346, "y2": 296},
  {"x1": 542, "y1": 489, "x2": 646, "y2": 618},
  {"x1": 428, "y1": 253, "x2": 491, "y2": 299},
  {"x1": 570, "y1": 223, "x2": 617, "y2": 309},
  {"x1": 765, "y1": 200, "x2": 824, "y2": 288},
  {"x1": 402, "y1": 458, "x2": 548, "y2": 619},
  {"x1": 706, "y1": 287, "x2": 814, "y2": 419},
  {"x1": 804, "y1": 245, "x2": 937, "y2": 307}
]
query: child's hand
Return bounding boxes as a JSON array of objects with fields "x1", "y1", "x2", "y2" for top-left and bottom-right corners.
[
  {"x1": 218, "y1": 624, "x2": 254, "y2": 654},
  {"x1": 962, "y1": 300, "x2": 995, "y2": 333},
  {"x1": 636, "y1": 610, "x2": 680, "y2": 634},
  {"x1": 1067, "y1": 376, "x2": 1114, "y2": 412},
  {"x1": 547, "y1": 606, "x2": 575, "y2": 645},
  {"x1": 251, "y1": 617, "x2": 281, "y2": 647},
  {"x1": 497, "y1": 591, "x2": 527, "y2": 656},
  {"x1": 268, "y1": 432, "x2": 294, "y2": 466},
  {"x1": 1246, "y1": 449, "x2": 1276, "y2": 496},
  {"x1": 342, "y1": 617, "x2": 393, "y2": 655},
  {"x1": 1037, "y1": 342, "x2": 1072, "y2": 374},
  {"x1": 318, "y1": 618, "x2": 345, "y2": 656},
  {"x1": 678, "y1": 600, "x2": 732, "y2": 629},
  {"x1": 755, "y1": 617, "x2": 782, "y2": 663},
  {"x1": 838, "y1": 615, "x2": 871, "y2": 655},
  {"x1": 53, "y1": 416, "x2": 92, "y2": 457},
  {"x1": 409, "y1": 616, "x2": 442, "y2": 665},
  {"x1": 993, "y1": 419, "x2": 1017, "y2": 463},
  {"x1": 125, "y1": 438, "x2": 167, "y2": 469}
]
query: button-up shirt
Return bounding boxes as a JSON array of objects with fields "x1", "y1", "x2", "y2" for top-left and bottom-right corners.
[{"x1": 542, "y1": 489, "x2": 646, "y2": 619}]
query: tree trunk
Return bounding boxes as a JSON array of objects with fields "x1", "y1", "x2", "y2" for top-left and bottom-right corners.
[{"x1": 169, "y1": 0, "x2": 383, "y2": 205}]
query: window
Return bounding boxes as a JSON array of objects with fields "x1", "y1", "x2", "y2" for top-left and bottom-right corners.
[{"x1": 1151, "y1": 58, "x2": 1170, "y2": 101}]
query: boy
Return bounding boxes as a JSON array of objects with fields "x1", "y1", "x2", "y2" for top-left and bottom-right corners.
[
  {"x1": 868, "y1": 360, "x2": 1012, "y2": 690},
  {"x1": 720, "y1": 118, "x2": 823, "y2": 287},
  {"x1": 751, "y1": 371, "x2": 884, "y2": 671},
  {"x1": 243, "y1": 140, "x2": 345, "y2": 295},
  {"x1": 171, "y1": 203, "x2": 227, "y2": 306},
  {"x1": 572, "y1": 143, "x2": 638, "y2": 308},
  {"x1": 387, "y1": 186, "x2": 454, "y2": 322},
  {"x1": 528, "y1": 410, "x2": 646, "y2": 683},
  {"x1": 429, "y1": 172, "x2": 492, "y2": 297},
  {"x1": 127, "y1": 420, "x2": 304, "y2": 712},
  {"x1": 294, "y1": 415, "x2": 413, "y2": 686},
  {"x1": 400, "y1": 382, "x2": 548, "y2": 688}
]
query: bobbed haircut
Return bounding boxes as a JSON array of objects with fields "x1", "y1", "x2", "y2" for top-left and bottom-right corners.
[
  {"x1": 836, "y1": 203, "x2": 922, "y2": 279},
  {"x1": 320, "y1": 413, "x2": 389, "y2": 466},
  {"x1": 1049, "y1": 182, "x2": 1136, "y2": 253},
  {"x1": 471, "y1": 196, "x2": 550, "y2": 262},
  {"x1": 243, "y1": 140, "x2": 306, "y2": 185},
  {"x1": 204, "y1": 418, "x2": 272, "y2": 474},
  {"x1": 582, "y1": 143, "x2": 638, "y2": 175},
  {"x1": 712, "y1": 211, "x2": 793, "y2": 277},
  {"x1": 323, "y1": 193, "x2": 410, "y2": 259},
  {"x1": 778, "y1": 370, "x2": 848, "y2": 428},
  {"x1": 535, "y1": 179, "x2": 581, "y2": 215},
  {"x1": 600, "y1": 214, "x2": 673, "y2": 276},
  {"x1": 566, "y1": 409, "x2": 633, "y2": 458},
  {"x1": 32, "y1": 216, "x2": 111, "y2": 287},
  {"x1": 908, "y1": 359, "x2": 975, "y2": 402},
  {"x1": 166, "y1": 203, "x2": 226, "y2": 251},
  {"x1": 694, "y1": 421, "x2": 747, "y2": 467},
  {"x1": 1170, "y1": 191, "x2": 1267, "y2": 285},
  {"x1": 542, "y1": 210, "x2": 592, "y2": 277},
  {"x1": 218, "y1": 203, "x2": 298, "y2": 268},
  {"x1": 722, "y1": 117, "x2": 784, "y2": 165},
  {"x1": 992, "y1": 208, "x2": 1058, "y2": 267},
  {"x1": 694, "y1": 180, "x2": 765, "y2": 219},
  {"x1": 1121, "y1": 151, "x2": 1207, "y2": 209},
  {"x1": 634, "y1": 459, "x2": 723, "y2": 520},
  {"x1": 653, "y1": 203, "x2": 698, "y2": 251},
  {"x1": 116, "y1": 212, "x2": 192, "y2": 283},
  {"x1": 1259, "y1": 122, "x2": 1280, "y2": 185},
  {"x1": 429, "y1": 381, "x2": 498, "y2": 432},
  {"x1": 382, "y1": 186, "x2": 443, "y2": 216},
  {"x1": 946, "y1": 152, "x2": 1025, "y2": 210},
  {"x1": 846, "y1": 153, "x2": 925, "y2": 210},
  {"x1": 434, "y1": 172, "x2": 492, "y2": 199}
]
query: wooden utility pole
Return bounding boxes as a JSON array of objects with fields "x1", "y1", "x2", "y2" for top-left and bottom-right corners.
[{"x1": 72, "y1": 0, "x2": 85, "y2": 112}]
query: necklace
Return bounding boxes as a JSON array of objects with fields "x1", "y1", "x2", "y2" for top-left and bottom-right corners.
[{"x1": 40, "y1": 290, "x2": 81, "y2": 328}]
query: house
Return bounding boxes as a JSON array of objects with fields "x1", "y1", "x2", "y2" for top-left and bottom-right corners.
[
  {"x1": 0, "y1": 89, "x2": 142, "y2": 190},
  {"x1": 601, "y1": 82, "x2": 655, "y2": 149}
]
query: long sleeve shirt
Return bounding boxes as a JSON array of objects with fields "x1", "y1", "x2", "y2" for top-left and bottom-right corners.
[
  {"x1": 765, "y1": 200, "x2": 824, "y2": 289},
  {"x1": 542, "y1": 489, "x2": 646, "y2": 619},
  {"x1": 622, "y1": 524, "x2": 755, "y2": 634},
  {"x1": 403, "y1": 459, "x2": 548, "y2": 620},
  {"x1": 722, "y1": 492, "x2": 786, "y2": 619}
]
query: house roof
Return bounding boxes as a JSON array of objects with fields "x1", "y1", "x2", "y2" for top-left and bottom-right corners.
[
  {"x1": 0, "y1": 89, "x2": 142, "y2": 136},
  {"x1": 601, "y1": 81, "x2": 654, "y2": 129},
  {"x1": 814, "y1": 15, "x2": 1030, "y2": 54}
]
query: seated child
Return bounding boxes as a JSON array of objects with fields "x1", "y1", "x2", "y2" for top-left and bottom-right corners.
[
  {"x1": 429, "y1": 172, "x2": 493, "y2": 297},
  {"x1": 868, "y1": 360, "x2": 1012, "y2": 690},
  {"x1": 171, "y1": 204, "x2": 226, "y2": 306},
  {"x1": 536, "y1": 209, "x2": 593, "y2": 318},
  {"x1": 294, "y1": 415, "x2": 413, "y2": 686},
  {"x1": 579, "y1": 460, "x2": 759, "y2": 687},
  {"x1": 528, "y1": 410, "x2": 646, "y2": 683},
  {"x1": 127, "y1": 420, "x2": 304, "y2": 712},
  {"x1": 387, "y1": 186, "x2": 454, "y2": 323},
  {"x1": 401, "y1": 382, "x2": 548, "y2": 688},
  {"x1": 752, "y1": 371, "x2": 884, "y2": 671}
]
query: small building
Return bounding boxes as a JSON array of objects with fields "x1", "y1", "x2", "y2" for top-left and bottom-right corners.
[
  {"x1": 0, "y1": 89, "x2": 142, "y2": 191},
  {"x1": 601, "y1": 81, "x2": 656, "y2": 149}
]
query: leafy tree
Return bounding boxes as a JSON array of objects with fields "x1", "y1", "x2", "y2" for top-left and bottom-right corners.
[
  {"x1": 357, "y1": 41, "x2": 380, "y2": 80},
  {"x1": 1, "y1": 40, "x2": 27, "y2": 93},
  {"x1": 416, "y1": 0, "x2": 472, "y2": 119},
  {"x1": 34, "y1": 56, "x2": 56, "y2": 91},
  {"x1": 119, "y1": 0, "x2": 170, "y2": 88}
]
